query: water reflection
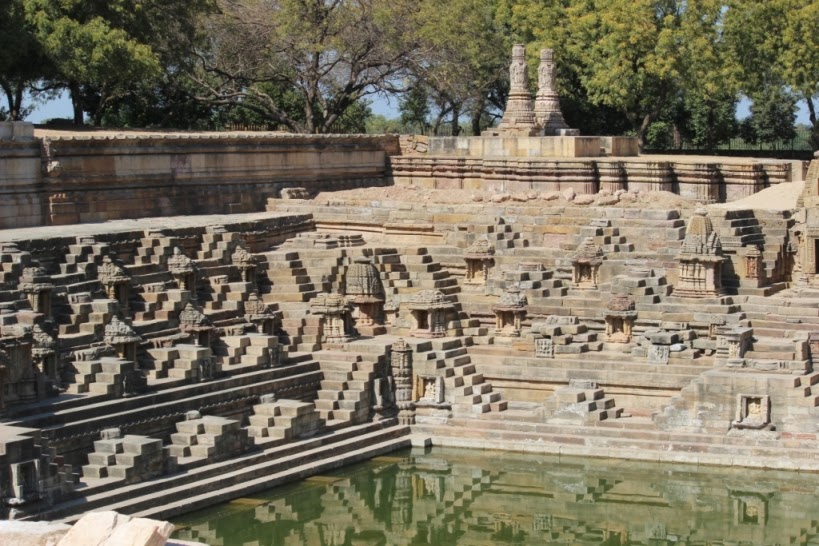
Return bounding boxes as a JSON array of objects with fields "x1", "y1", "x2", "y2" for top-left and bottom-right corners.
[{"x1": 173, "y1": 448, "x2": 819, "y2": 546}]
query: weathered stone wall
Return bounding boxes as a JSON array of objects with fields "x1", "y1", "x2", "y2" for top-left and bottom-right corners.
[
  {"x1": 392, "y1": 155, "x2": 804, "y2": 201},
  {"x1": 0, "y1": 132, "x2": 399, "y2": 229}
]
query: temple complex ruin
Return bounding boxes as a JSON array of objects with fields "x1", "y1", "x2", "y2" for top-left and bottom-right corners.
[{"x1": 0, "y1": 43, "x2": 817, "y2": 525}]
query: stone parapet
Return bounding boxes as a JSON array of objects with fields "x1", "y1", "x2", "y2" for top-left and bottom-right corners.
[
  {"x1": 0, "y1": 132, "x2": 398, "y2": 229},
  {"x1": 428, "y1": 135, "x2": 631, "y2": 158},
  {"x1": 392, "y1": 154, "x2": 795, "y2": 202}
]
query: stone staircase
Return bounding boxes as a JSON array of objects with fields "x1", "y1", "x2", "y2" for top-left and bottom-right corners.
[
  {"x1": 547, "y1": 380, "x2": 624, "y2": 424},
  {"x1": 212, "y1": 333, "x2": 279, "y2": 371},
  {"x1": 247, "y1": 398, "x2": 325, "y2": 446},
  {"x1": 313, "y1": 350, "x2": 377, "y2": 424},
  {"x1": 415, "y1": 338, "x2": 507, "y2": 416},
  {"x1": 144, "y1": 344, "x2": 211, "y2": 381},
  {"x1": 167, "y1": 415, "x2": 248, "y2": 464}
]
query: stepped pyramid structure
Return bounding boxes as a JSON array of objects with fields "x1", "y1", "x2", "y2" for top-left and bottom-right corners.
[{"x1": 0, "y1": 116, "x2": 814, "y2": 523}]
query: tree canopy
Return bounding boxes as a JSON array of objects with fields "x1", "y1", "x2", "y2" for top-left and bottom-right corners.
[{"x1": 0, "y1": 0, "x2": 814, "y2": 149}]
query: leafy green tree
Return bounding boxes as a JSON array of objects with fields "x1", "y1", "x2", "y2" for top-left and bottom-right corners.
[
  {"x1": 725, "y1": 0, "x2": 819, "y2": 148},
  {"x1": 409, "y1": 0, "x2": 510, "y2": 136},
  {"x1": 0, "y1": 0, "x2": 53, "y2": 120},
  {"x1": 24, "y1": 0, "x2": 211, "y2": 125},
  {"x1": 740, "y1": 87, "x2": 798, "y2": 146}
]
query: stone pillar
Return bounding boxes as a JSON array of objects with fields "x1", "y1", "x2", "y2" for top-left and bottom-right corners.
[
  {"x1": 743, "y1": 245, "x2": 765, "y2": 287},
  {"x1": 489, "y1": 44, "x2": 540, "y2": 136},
  {"x1": 534, "y1": 48, "x2": 577, "y2": 136},
  {"x1": 391, "y1": 339, "x2": 415, "y2": 425},
  {"x1": 232, "y1": 245, "x2": 258, "y2": 288}
]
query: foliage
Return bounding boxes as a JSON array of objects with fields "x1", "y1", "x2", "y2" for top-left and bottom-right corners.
[
  {"x1": 23, "y1": 0, "x2": 212, "y2": 124},
  {"x1": 0, "y1": 0, "x2": 53, "y2": 120},
  {"x1": 724, "y1": 0, "x2": 817, "y2": 149},
  {"x1": 740, "y1": 87, "x2": 798, "y2": 145},
  {"x1": 193, "y1": 0, "x2": 417, "y2": 134}
]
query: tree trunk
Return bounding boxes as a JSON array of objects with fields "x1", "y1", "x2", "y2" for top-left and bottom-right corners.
[
  {"x1": 637, "y1": 113, "x2": 653, "y2": 153},
  {"x1": 12, "y1": 85, "x2": 23, "y2": 121},
  {"x1": 451, "y1": 103, "x2": 461, "y2": 137},
  {"x1": 69, "y1": 82, "x2": 84, "y2": 125},
  {"x1": 807, "y1": 97, "x2": 818, "y2": 151}
]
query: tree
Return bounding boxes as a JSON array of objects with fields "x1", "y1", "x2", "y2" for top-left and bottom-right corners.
[
  {"x1": 740, "y1": 86, "x2": 798, "y2": 146},
  {"x1": 24, "y1": 0, "x2": 211, "y2": 125},
  {"x1": 193, "y1": 0, "x2": 418, "y2": 134},
  {"x1": 725, "y1": 0, "x2": 819, "y2": 149},
  {"x1": 0, "y1": 0, "x2": 52, "y2": 120},
  {"x1": 409, "y1": 0, "x2": 510, "y2": 136}
]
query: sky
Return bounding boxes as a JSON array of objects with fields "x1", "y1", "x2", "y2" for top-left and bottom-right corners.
[{"x1": 24, "y1": 90, "x2": 814, "y2": 126}]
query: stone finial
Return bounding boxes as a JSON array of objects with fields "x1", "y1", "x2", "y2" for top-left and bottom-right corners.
[
  {"x1": 572, "y1": 237, "x2": 604, "y2": 262},
  {"x1": 167, "y1": 247, "x2": 195, "y2": 275},
  {"x1": 31, "y1": 323, "x2": 57, "y2": 355},
  {"x1": 606, "y1": 295, "x2": 636, "y2": 313},
  {"x1": 464, "y1": 238, "x2": 495, "y2": 257},
  {"x1": 344, "y1": 256, "x2": 385, "y2": 300},
  {"x1": 495, "y1": 287, "x2": 527, "y2": 310},
  {"x1": 509, "y1": 44, "x2": 528, "y2": 91},
  {"x1": 98, "y1": 256, "x2": 129, "y2": 285},
  {"x1": 179, "y1": 303, "x2": 212, "y2": 329},
  {"x1": 231, "y1": 245, "x2": 257, "y2": 268},
  {"x1": 681, "y1": 208, "x2": 722, "y2": 256},
  {"x1": 310, "y1": 293, "x2": 351, "y2": 314},
  {"x1": 18, "y1": 265, "x2": 53, "y2": 293},
  {"x1": 392, "y1": 338, "x2": 410, "y2": 353},
  {"x1": 408, "y1": 290, "x2": 451, "y2": 310},
  {"x1": 244, "y1": 291, "x2": 271, "y2": 318},
  {"x1": 103, "y1": 316, "x2": 140, "y2": 345}
]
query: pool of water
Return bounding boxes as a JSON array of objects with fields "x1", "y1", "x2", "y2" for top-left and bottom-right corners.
[{"x1": 172, "y1": 447, "x2": 819, "y2": 545}]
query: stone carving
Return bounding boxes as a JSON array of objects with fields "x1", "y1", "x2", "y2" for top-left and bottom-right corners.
[
  {"x1": 310, "y1": 293, "x2": 357, "y2": 344},
  {"x1": 571, "y1": 237, "x2": 604, "y2": 289},
  {"x1": 344, "y1": 257, "x2": 385, "y2": 333},
  {"x1": 98, "y1": 256, "x2": 130, "y2": 310},
  {"x1": 103, "y1": 316, "x2": 141, "y2": 362},
  {"x1": 18, "y1": 265, "x2": 54, "y2": 316},
  {"x1": 167, "y1": 247, "x2": 197, "y2": 294},
  {"x1": 416, "y1": 375, "x2": 445, "y2": 405},
  {"x1": 493, "y1": 287, "x2": 527, "y2": 337},
  {"x1": 231, "y1": 244, "x2": 258, "y2": 286},
  {"x1": 534, "y1": 48, "x2": 576, "y2": 135},
  {"x1": 463, "y1": 239, "x2": 495, "y2": 285},
  {"x1": 732, "y1": 394, "x2": 772, "y2": 430},
  {"x1": 603, "y1": 295, "x2": 637, "y2": 343},
  {"x1": 244, "y1": 291, "x2": 276, "y2": 335},
  {"x1": 490, "y1": 44, "x2": 539, "y2": 136},
  {"x1": 535, "y1": 338, "x2": 554, "y2": 358},
  {"x1": 675, "y1": 208, "x2": 726, "y2": 298},
  {"x1": 31, "y1": 322, "x2": 58, "y2": 392},
  {"x1": 408, "y1": 290, "x2": 453, "y2": 339},
  {"x1": 391, "y1": 339, "x2": 415, "y2": 425},
  {"x1": 647, "y1": 344, "x2": 670, "y2": 365},
  {"x1": 179, "y1": 303, "x2": 214, "y2": 348}
]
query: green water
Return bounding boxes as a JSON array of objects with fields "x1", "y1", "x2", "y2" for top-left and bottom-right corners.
[{"x1": 172, "y1": 447, "x2": 819, "y2": 545}]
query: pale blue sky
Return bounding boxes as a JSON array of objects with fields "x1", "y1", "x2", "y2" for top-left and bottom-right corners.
[{"x1": 25, "y1": 90, "x2": 813, "y2": 126}]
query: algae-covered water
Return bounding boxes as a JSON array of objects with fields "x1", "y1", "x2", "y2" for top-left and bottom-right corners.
[{"x1": 172, "y1": 447, "x2": 819, "y2": 545}]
